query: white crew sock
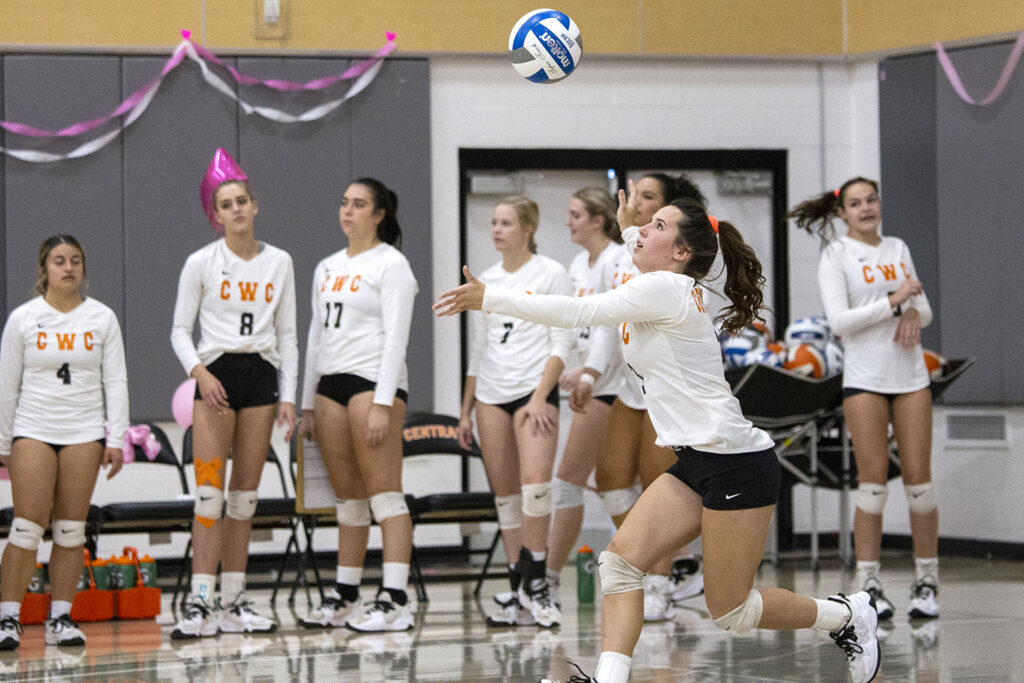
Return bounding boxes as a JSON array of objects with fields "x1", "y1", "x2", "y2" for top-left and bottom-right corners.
[
  {"x1": 220, "y1": 572, "x2": 246, "y2": 605},
  {"x1": 594, "y1": 651, "x2": 632, "y2": 683},
  {"x1": 382, "y1": 562, "x2": 410, "y2": 592},
  {"x1": 914, "y1": 556, "x2": 938, "y2": 584},
  {"x1": 191, "y1": 573, "x2": 217, "y2": 604},
  {"x1": 812, "y1": 598, "x2": 851, "y2": 632}
]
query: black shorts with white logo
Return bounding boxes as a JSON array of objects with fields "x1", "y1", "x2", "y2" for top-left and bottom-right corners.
[
  {"x1": 195, "y1": 353, "x2": 279, "y2": 410},
  {"x1": 667, "y1": 445, "x2": 780, "y2": 511},
  {"x1": 317, "y1": 373, "x2": 409, "y2": 408}
]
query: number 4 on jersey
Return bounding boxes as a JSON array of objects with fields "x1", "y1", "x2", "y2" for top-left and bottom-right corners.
[{"x1": 56, "y1": 362, "x2": 71, "y2": 385}]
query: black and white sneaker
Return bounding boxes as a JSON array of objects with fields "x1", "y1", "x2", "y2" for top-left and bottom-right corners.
[
  {"x1": 171, "y1": 596, "x2": 218, "y2": 640},
  {"x1": 828, "y1": 591, "x2": 881, "y2": 683},
  {"x1": 539, "y1": 661, "x2": 597, "y2": 682},
  {"x1": 0, "y1": 615, "x2": 22, "y2": 650},
  {"x1": 908, "y1": 577, "x2": 939, "y2": 619},
  {"x1": 669, "y1": 557, "x2": 704, "y2": 602},
  {"x1": 299, "y1": 593, "x2": 359, "y2": 629},
  {"x1": 44, "y1": 614, "x2": 86, "y2": 647},
  {"x1": 862, "y1": 578, "x2": 894, "y2": 621}
]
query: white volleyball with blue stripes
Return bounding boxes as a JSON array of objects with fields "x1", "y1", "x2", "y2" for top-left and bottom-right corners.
[{"x1": 508, "y1": 9, "x2": 582, "y2": 83}]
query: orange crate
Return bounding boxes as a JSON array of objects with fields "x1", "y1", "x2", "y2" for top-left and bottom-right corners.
[{"x1": 116, "y1": 547, "x2": 160, "y2": 620}]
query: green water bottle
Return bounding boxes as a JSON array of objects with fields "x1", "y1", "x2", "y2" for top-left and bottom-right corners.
[
  {"x1": 28, "y1": 564, "x2": 47, "y2": 593},
  {"x1": 138, "y1": 554, "x2": 158, "y2": 588},
  {"x1": 576, "y1": 545, "x2": 595, "y2": 604}
]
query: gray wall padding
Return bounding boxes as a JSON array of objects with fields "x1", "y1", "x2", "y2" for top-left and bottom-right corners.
[
  {"x1": 882, "y1": 40, "x2": 1024, "y2": 403},
  {"x1": 2, "y1": 54, "x2": 432, "y2": 419}
]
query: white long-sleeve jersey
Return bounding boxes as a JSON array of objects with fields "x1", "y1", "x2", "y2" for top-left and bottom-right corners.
[
  {"x1": 468, "y1": 254, "x2": 574, "y2": 405},
  {"x1": 818, "y1": 235, "x2": 932, "y2": 393},
  {"x1": 302, "y1": 243, "x2": 418, "y2": 409},
  {"x1": 587, "y1": 241, "x2": 646, "y2": 408},
  {"x1": 0, "y1": 297, "x2": 129, "y2": 454},
  {"x1": 568, "y1": 242, "x2": 624, "y2": 396},
  {"x1": 481, "y1": 227, "x2": 774, "y2": 454},
  {"x1": 171, "y1": 239, "x2": 299, "y2": 404}
]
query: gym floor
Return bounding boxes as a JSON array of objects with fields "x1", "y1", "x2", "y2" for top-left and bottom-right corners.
[{"x1": 1, "y1": 554, "x2": 1021, "y2": 681}]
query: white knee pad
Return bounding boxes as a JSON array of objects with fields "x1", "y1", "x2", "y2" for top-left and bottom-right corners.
[
  {"x1": 905, "y1": 482, "x2": 936, "y2": 514},
  {"x1": 369, "y1": 492, "x2": 409, "y2": 523},
  {"x1": 599, "y1": 484, "x2": 642, "y2": 518},
  {"x1": 335, "y1": 498, "x2": 371, "y2": 526},
  {"x1": 8, "y1": 517, "x2": 44, "y2": 551},
  {"x1": 226, "y1": 489, "x2": 258, "y2": 521},
  {"x1": 52, "y1": 519, "x2": 87, "y2": 548},
  {"x1": 855, "y1": 483, "x2": 888, "y2": 515},
  {"x1": 194, "y1": 485, "x2": 225, "y2": 521},
  {"x1": 495, "y1": 494, "x2": 523, "y2": 530},
  {"x1": 598, "y1": 550, "x2": 645, "y2": 595},
  {"x1": 521, "y1": 482, "x2": 552, "y2": 518},
  {"x1": 553, "y1": 478, "x2": 584, "y2": 510},
  {"x1": 713, "y1": 589, "x2": 763, "y2": 634}
]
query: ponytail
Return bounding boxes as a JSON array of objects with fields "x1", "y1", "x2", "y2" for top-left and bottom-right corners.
[
  {"x1": 789, "y1": 176, "x2": 879, "y2": 245},
  {"x1": 670, "y1": 199, "x2": 766, "y2": 335}
]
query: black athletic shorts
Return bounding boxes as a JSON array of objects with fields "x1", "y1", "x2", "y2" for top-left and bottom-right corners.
[
  {"x1": 667, "y1": 445, "x2": 780, "y2": 511},
  {"x1": 496, "y1": 386, "x2": 560, "y2": 417},
  {"x1": 195, "y1": 353, "x2": 279, "y2": 410},
  {"x1": 594, "y1": 394, "x2": 616, "y2": 406},
  {"x1": 12, "y1": 436, "x2": 105, "y2": 452},
  {"x1": 317, "y1": 373, "x2": 408, "y2": 408},
  {"x1": 842, "y1": 387, "x2": 899, "y2": 403}
]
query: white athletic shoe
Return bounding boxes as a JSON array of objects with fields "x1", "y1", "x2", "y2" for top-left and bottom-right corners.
[
  {"x1": 643, "y1": 575, "x2": 674, "y2": 622},
  {"x1": 519, "y1": 577, "x2": 561, "y2": 628},
  {"x1": 218, "y1": 596, "x2": 278, "y2": 634},
  {"x1": 346, "y1": 591, "x2": 414, "y2": 632},
  {"x1": 0, "y1": 615, "x2": 22, "y2": 650},
  {"x1": 172, "y1": 597, "x2": 219, "y2": 640},
  {"x1": 669, "y1": 558, "x2": 705, "y2": 602},
  {"x1": 907, "y1": 577, "x2": 939, "y2": 619},
  {"x1": 862, "y1": 578, "x2": 895, "y2": 621},
  {"x1": 829, "y1": 591, "x2": 881, "y2": 683},
  {"x1": 298, "y1": 593, "x2": 359, "y2": 629},
  {"x1": 539, "y1": 661, "x2": 598, "y2": 682},
  {"x1": 44, "y1": 614, "x2": 86, "y2": 647}
]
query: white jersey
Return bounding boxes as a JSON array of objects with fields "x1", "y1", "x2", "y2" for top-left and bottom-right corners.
[
  {"x1": 818, "y1": 235, "x2": 932, "y2": 393},
  {"x1": 589, "y1": 241, "x2": 645, "y2": 408},
  {"x1": 482, "y1": 227, "x2": 774, "y2": 454},
  {"x1": 568, "y1": 242, "x2": 624, "y2": 397},
  {"x1": 171, "y1": 239, "x2": 299, "y2": 404},
  {"x1": 0, "y1": 297, "x2": 129, "y2": 454},
  {"x1": 302, "y1": 243, "x2": 418, "y2": 409},
  {"x1": 468, "y1": 254, "x2": 574, "y2": 405}
]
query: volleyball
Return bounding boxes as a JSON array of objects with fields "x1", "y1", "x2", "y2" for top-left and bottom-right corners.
[
  {"x1": 723, "y1": 334, "x2": 757, "y2": 369},
  {"x1": 743, "y1": 343, "x2": 785, "y2": 368},
  {"x1": 783, "y1": 343, "x2": 826, "y2": 378},
  {"x1": 784, "y1": 317, "x2": 830, "y2": 349},
  {"x1": 823, "y1": 341, "x2": 845, "y2": 376},
  {"x1": 923, "y1": 348, "x2": 949, "y2": 379},
  {"x1": 508, "y1": 9, "x2": 582, "y2": 83}
]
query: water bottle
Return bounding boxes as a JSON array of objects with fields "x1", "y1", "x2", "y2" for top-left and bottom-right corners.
[
  {"x1": 28, "y1": 564, "x2": 47, "y2": 593},
  {"x1": 138, "y1": 554, "x2": 158, "y2": 588},
  {"x1": 576, "y1": 544, "x2": 595, "y2": 604}
]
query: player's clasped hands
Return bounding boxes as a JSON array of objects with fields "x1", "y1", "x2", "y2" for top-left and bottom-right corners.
[{"x1": 434, "y1": 265, "x2": 486, "y2": 316}]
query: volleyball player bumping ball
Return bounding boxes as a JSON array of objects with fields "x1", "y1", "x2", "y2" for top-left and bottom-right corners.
[
  {"x1": 436, "y1": 182, "x2": 882, "y2": 683},
  {"x1": 170, "y1": 148, "x2": 299, "y2": 640},
  {"x1": 0, "y1": 235, "x2": 129, "y2": 650}
]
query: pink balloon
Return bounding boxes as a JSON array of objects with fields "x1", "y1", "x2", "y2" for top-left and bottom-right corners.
[
  {"x1": 172, "y1": 378, "x2": 197, "y2": 429},
  {"x1": 200, "y1": 147, "x2": 248, "y2": 236}
]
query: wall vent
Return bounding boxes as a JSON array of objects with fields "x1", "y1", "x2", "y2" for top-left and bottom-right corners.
[{"x1": 945, "y1": 414, "x2": 1009, "y2": 449}]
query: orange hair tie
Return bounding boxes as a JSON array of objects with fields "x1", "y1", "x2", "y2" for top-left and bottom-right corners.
[
  {"x1": 833, "y1": 188, "x2": 841, "y2": 197},
  {"x1": 708, "y1": 215, "x2": 719, "y2": 234}
]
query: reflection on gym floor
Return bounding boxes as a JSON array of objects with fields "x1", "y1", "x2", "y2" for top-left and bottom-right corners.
[{"x1": 1, "y1": 554, "x2": 1021, "y2": 681}]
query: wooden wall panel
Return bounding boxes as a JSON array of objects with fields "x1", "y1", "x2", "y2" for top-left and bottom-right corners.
[{"x1": 0, "y1": 1, "x2": 1021, "y2": 57}]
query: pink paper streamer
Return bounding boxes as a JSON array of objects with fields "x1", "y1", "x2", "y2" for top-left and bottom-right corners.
[
  {"x1": 934, "y1": 32, "x2": 1024, "y2": 106},
  {"x1": 122, "y1": 424, "x2": 162, "y2": 464},
  {"x1": 0, "y1": 31, "x2": 396, "y2": 138}
]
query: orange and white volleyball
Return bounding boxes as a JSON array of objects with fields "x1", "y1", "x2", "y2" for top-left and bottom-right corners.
[
  {"x1": 783, "y1": 343, "x2": 826, "y2": 378},
  {"x1": 923, "y1": 349, "x2": 948, "y2": 379}
]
